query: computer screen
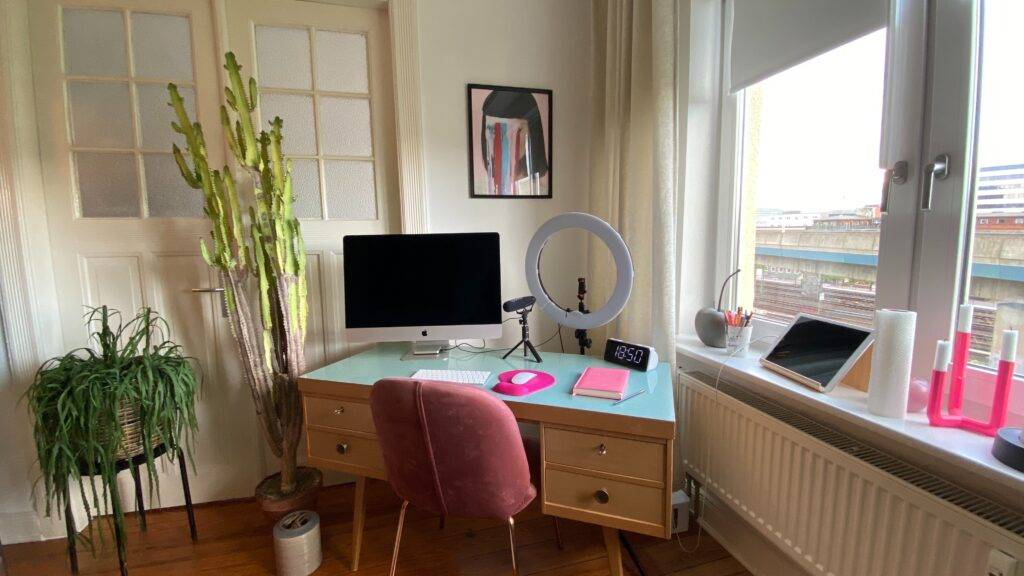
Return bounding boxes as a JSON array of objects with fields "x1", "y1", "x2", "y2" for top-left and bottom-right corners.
[{"x1": 343, "y1": 233, "x2": 502, "y2": 332}]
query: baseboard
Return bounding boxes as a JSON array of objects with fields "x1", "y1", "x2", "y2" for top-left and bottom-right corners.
[
  {"x1": 0, "y1": 509, "x2": 74, "y2": 544},
  {"x1": 698, "y1": 493, "x2": 811, "y2": 576}
]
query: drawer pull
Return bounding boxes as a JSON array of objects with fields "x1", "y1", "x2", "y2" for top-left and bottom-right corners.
[
  {"x1": 594, "y1": 488, "x2": 610, "y2": 504},
  {"x1": 596, "y1": 443, "x2": 607, "y2": 456},
  {"x1": 336, "y1": 443, "x2": 349, "y2": 455},
  {"x1": 333, "y1": 406, "x2": 345, "y2": 415}
]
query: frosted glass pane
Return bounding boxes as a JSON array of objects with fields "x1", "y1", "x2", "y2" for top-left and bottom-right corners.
[
  {"x1": 290, "y1": 159, "x2": 323, "y2": 219},
  {"x1": 324, "y1": 160, "x2": 376, "y2": 220},
  {"x1": 144, "y1": 154, "x2": 204, "y2": 217},
  {"x1": 68, "y1": 82, "x2": 133, "y2": 148},
  {"x1": 315, "y1": 30, "x2": 368, "y2": 93},
  {"x1": 138, "y1": 83, "x2": 193, "y2": 150},
  {"x1": 318, "y1": 97, "x2": 372, "y2": 157},
  {"x1": 131, "y1": 13, "x2": 193, "y2": 80},
  {"x1": 75, "y1": 152, "x2": 140, "y2": 217},
  {"x1": 255, "y1": 26, "x2": 312, "y2": 89},
  {"x1": 260, "y1": 93, "x2": 316, "y2": 155},
  {"x1": 63, "y1": 9, "x2": 127, "y2": 77}
]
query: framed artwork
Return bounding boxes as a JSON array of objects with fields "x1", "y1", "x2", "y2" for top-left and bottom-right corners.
[{"x1": 467, "y1": 84, "x2": 553, "y2": 198}]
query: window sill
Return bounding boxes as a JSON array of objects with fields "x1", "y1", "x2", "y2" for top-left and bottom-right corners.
[{"x1": 675, "y1": 334, "x2": 1024, "y2": 498}]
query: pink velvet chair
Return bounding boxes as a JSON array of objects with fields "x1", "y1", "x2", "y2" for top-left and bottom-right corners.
[{"x1": 370, "y1": 378, "x2": 538, "y2": 575}]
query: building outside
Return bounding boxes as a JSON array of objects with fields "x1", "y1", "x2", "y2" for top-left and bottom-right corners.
[{"x1": 748, "y1": 178, "x2": 1024, "y2": 369}]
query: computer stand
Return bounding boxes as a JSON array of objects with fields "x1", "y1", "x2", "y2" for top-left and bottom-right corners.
[
  {"x1": 402, "y1": 340, "x2": 450, "y2": 361},
  {"x1": 410, "y1": 340, "x2": 448, "y2": 355},
  {"x1": 502, "y1": 306, "x2": 542, "y2": 363}
]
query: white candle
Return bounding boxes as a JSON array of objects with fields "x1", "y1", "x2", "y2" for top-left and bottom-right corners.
[
  {"x1": 1001, "y1": 330, "x2": 1018, "y2": 362},
  {"x1": 958, "y1": 304, "x2": 973, "y2": 333},
  {"x1": 934, "y1": 340, "x2": 952, "y2": 371}
]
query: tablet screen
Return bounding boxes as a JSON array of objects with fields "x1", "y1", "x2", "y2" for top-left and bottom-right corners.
[{"x1": 763, "y1": 317, "x2": 872, "y2": 386}]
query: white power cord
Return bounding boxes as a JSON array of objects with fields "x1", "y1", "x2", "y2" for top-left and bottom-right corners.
[{"x1": 677, "y1": 334, "x2": 778, "y2": 555}]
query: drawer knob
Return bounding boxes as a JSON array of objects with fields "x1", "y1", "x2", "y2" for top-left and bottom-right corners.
[
  {"x1": 594, "y1": 488, "x2": 610, "y2": 504},
  {"x1": 596, "y1": 443, "x2": 608, "y2": 456},
  {"x1": 333, "y1": 406, "x2": 345, "y2": 415},
  {"x1": 336, "y1": 443, "x2": 349, "y2": 455}
]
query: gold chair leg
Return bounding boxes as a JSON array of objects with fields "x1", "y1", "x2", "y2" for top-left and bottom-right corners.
[
  {"x1": 553, "y1": 517, "x2": 564, "y2": 550},
  {"x1": 388, "y1": 501, "x2": 410, "y2": 576},
  {"x1": 507, "y1": 517, "x2": 519, "y2": 576}
]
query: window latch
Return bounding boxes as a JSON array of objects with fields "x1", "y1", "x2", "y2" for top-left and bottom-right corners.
[
  {"x1": 921, "y1": 154, "x2": 950, "y2": 211},
  {"x1": 880, "y1": 160, "x2": 908, "y2": 215}
]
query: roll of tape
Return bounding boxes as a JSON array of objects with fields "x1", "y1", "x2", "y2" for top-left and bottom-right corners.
[{"x1": 273, "y1": 510, "x2": 322, "y2": 576}]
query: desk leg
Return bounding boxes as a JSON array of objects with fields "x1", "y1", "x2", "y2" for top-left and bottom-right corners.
[
  {"x1": 351, "y1": 476, "x2": 367, "y2": 571},
  {"x1": 602, "y1": 527, "x2": 623, "y2": 576}
]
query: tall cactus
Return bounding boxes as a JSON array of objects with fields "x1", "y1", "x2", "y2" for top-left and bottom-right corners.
[{"x1": 168, "y1": 52, "x2": 307, "y2": 495}]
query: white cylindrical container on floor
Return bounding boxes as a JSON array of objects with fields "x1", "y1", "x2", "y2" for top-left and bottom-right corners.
[
  {"x1": 867, "y1": 309, "x2": 917, "y2": 418},
  {"x1": 273, "y1": 510, "x2": 322, "y2": 576}
]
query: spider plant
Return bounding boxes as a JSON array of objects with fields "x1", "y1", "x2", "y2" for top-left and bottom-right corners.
[{"x1": 26, "y1": 306, "x2": 200, "y2": 553}]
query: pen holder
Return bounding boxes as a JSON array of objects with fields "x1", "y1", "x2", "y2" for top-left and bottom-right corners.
[{"x1": 726, "y1": 325, "x2": 752, "y2": 354}]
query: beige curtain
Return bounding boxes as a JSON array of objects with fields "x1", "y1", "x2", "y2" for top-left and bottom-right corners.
[{"x1": 588, "y1": 0, "x2": 677, "y2": 367}]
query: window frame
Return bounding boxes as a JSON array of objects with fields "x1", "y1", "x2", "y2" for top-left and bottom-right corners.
[
  {"x1": 708, "y1": 0, "x2": 1024, "y2": 422},
  {"x1": 712, "y1": 0, "x2": 930, "y2": 355}
]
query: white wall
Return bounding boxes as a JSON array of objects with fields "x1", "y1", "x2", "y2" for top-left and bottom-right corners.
[{"x1": 417, "y1": 0, "x2": 594, "y2": 348}]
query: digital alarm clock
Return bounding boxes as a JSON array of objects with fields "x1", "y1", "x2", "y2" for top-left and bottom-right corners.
[{"x1": 603, "y1": 338, "x2": 658, "y2": 371}]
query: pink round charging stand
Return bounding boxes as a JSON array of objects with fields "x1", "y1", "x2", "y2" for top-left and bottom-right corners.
[{"x1": 493, "y1": 369, "x2": 556, "y2": 396}]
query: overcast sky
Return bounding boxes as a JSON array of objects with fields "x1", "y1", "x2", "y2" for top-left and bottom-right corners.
[{"x1": 751, "y1": 0, "x2": 1020, "y2": 213}]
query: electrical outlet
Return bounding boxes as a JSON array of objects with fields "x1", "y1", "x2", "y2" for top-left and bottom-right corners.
[
  {"x1": 987, "y1": 549, "x2": 1020, "y2": 576},
  {"x1": 670, "y1": 490, "x2": 690, "y2": 534}
]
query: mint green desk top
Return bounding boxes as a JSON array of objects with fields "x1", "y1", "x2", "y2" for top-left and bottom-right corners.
[{"x1": 302, "y1": 343, "x2": 675, "y2": 435}]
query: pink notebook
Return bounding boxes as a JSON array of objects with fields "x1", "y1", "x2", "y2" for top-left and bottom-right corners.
[{"x1": 572, "y1": 367, "x2": 630, "y2": 400}]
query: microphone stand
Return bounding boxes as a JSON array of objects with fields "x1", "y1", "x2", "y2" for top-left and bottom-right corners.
[{"x1": 503, "y1": 305, "x2": 542, "y2": 363}]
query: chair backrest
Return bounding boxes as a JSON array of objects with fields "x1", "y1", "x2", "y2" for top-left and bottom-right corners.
[{"x1": 370, "y1": 378, "x2": 535, "y2": 519}]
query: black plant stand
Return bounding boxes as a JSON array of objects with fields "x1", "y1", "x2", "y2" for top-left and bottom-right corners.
[{"x1": 65, "y1": 443, "x2": 197, "y2": 575}]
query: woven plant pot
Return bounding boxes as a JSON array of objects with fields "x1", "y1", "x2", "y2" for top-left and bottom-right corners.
[{"x1": 100, "y1": 402, "x2": 163, "y2": 461}]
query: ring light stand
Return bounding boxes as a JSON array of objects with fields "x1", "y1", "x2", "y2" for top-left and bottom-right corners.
[
  {"x1": 524, "y1": 212, "x2": 644, "y2": 574},
  {"x1": 525, "y1": 211, "x2": 634, "y2": 338}
]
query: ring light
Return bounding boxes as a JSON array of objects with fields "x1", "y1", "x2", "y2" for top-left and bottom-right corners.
[{"x1": 525, "y1": 212, "x2": 633, "y2": 330}]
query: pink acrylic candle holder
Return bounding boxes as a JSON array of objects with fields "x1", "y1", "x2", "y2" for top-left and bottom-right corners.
[{"x1": 927, "y1": 307, "x2": 1016, "y2": 438}]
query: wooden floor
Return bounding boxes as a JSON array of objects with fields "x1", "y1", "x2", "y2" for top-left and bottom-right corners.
[{"x1": 3, "y1": 481, "x2": 751, "y2": 576}]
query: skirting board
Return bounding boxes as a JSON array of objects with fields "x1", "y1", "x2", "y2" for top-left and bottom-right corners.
[
  {"x1": 0, "y1": 510, "x2": 77, "y2": 544},
  {"x1": 698, "y1": 492, "x2": 811, "y2": 576}
]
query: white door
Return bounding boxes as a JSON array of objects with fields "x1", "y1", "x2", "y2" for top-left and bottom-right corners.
[
  {"x1": 27, "y1": 0, "x2": 399, "y2": 510},
  {"x1": 222, "y1": 0, "x2": 401, "y2": 368}
]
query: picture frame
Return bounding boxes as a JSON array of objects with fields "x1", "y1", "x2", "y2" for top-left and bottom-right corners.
[{"x1": 467, "y1": 83, "x2": 553, "y2": 199}]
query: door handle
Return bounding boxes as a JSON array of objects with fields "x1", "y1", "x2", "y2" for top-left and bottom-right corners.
[
  {"x1": 880, "y1": 160, "x2": 908, "y2": 215},
  {"x1": 191, "y1": 287, "x2": 228, "y2": 317},
  {"x1": 921, "y1": 154, "x2": 950, "y2": 211}
]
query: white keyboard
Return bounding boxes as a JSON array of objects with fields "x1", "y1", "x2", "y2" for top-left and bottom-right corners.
[{"x1": 411, "y1": 369, "x2": 492, "y2": 385}]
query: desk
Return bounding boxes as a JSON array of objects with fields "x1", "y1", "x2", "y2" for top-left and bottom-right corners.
[{"x1": 298, "y1": 343, "x2": 676, "y2": 575}]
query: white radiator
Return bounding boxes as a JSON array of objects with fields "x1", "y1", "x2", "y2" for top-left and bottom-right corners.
[{"x1": 680, "y1": 371, "x2": 1024, "y2": 576}]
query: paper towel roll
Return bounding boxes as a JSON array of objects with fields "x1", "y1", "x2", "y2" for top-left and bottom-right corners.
[
  {"x1": 274, "y1": 510, "x2": 322, "y2": 576},
  {"x1": 868, "y1": 309, "x2": 917, "y2": 418}
]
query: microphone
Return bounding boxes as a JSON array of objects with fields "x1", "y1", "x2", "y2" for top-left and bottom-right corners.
[{"x1": 503, "y1": 295, "x2": 536, "y2": 313}]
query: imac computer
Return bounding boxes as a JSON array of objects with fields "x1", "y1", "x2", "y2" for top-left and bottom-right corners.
[{"x1": 343, "y1": 232, "x2": 503, "y2": 355}]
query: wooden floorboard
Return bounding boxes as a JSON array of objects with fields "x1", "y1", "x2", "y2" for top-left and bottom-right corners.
[{"x1": 2, "y1": 481, "x2": 751, "y2": 576}]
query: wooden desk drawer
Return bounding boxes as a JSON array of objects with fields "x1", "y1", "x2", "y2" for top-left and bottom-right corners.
[
  {"x1": 544, "y1": 427, "x2": 664, "y2": 482},
  {"x1": 307, "y1": 429, "x2": 385, "y2": 475},
  {"x1": 544, "y1": 468, "x2": 665, "y2": 534},
  {"x1": 305, "y1": 397, "x2": 376, "y2": 433}
]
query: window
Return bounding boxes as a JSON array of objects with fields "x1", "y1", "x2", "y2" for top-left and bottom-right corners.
[
  {"x1": 735, "y1": 30, "x2": 887, "y2": 328},
  {"x1": 715, "y1": 0, "x2": 1024, "y2": 419},
  {"x1": 62, "y1": 8, "x2": 202, "y2": 218},
  {"x1": 254, "y1": 25, "x2": 377, "y2": 221},
  {"x1": 958, "y1": 0, "x2": 1024, "y2": 374}
]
